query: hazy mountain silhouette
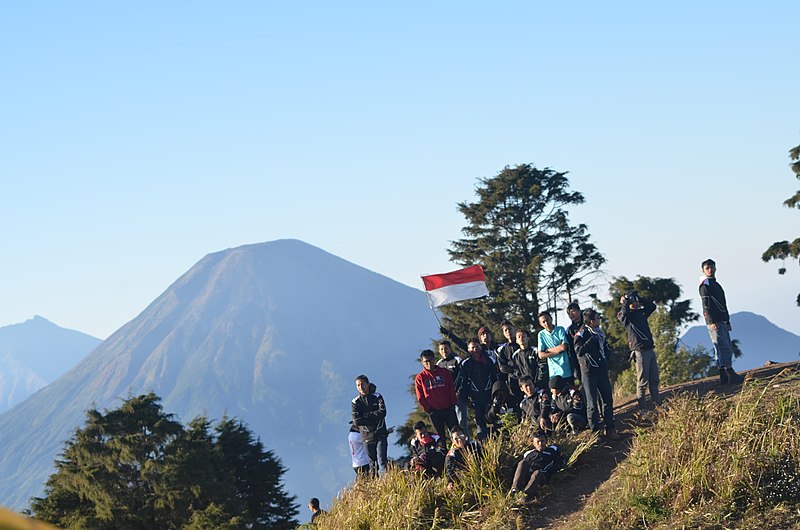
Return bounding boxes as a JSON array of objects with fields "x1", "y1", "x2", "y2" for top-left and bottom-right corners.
[
  {"x1": 681, "y1": 311, "x2": 800, "y2": 370},
  {"x1": 0, "y1": 240, "x2": 438, "y2": 510},
  {"x1": 0, "y1": 316, "x2": 100, "y2": 412}
]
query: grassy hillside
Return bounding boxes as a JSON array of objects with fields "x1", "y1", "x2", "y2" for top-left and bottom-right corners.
[{"x1": 308, "y1": 362, "x2": 800, "y2": 530}]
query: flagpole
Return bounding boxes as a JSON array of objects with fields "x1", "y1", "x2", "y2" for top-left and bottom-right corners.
[{"x1": 429, "y1": 302, "x2": 443, "y2": 328}]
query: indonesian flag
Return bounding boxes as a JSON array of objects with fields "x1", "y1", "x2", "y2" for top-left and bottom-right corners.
[{"x1": 421, "y1": 265, "x2": 490, "y2": 308}]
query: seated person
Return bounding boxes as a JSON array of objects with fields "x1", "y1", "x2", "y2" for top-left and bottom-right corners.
[
  {"x1": 518, "y1": 376, "x2": 551, "y2": 428},
  {"x1": 485, "y1": 380, "x2": 520, "y2": 433},
  {"x1": 444, "y1": 426, "x2": 481, "y2": 487},
  {"x1": 408, "y1": 421, "x2": 446, "y2": 476},
  {"x1": 510, "y1": 431, "x2": 562, "y2": 499},
  {"x1": 541, "y1": 375, "x2": 587, "y2": 435}
]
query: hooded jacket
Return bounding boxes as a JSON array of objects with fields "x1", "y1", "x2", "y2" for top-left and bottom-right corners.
[{"x1": 415, "y1": 366, "x2": 458, "y2": 412}]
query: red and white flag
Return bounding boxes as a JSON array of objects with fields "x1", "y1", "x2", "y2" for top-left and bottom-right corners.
[{"x1": 421, "y1": 265, "x2": 490, "y2": 308}]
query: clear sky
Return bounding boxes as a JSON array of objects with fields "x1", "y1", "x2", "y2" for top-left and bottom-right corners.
[{"x1": 2, "y1": 2, "x2": 798, "y2": 339}]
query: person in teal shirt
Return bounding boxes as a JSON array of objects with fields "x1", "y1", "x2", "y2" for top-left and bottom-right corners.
[{"x1": 537, "y1": 311, "x2": 573, "y2": 381}]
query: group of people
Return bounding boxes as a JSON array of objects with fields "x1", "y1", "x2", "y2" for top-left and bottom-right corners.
[{"x1": 345, "y1": 259, "x2": 741, "y2": 501}]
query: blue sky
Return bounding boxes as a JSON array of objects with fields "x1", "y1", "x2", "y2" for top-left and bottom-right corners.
[{"x1": 2, "y1": 2, "x2": 798, "y2": 339}]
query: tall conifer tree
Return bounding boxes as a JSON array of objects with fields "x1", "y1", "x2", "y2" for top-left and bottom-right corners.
[
  {"x1": 443, "y1": 164, "x2": 605, "y2": 336},
  {"x1": 762, "y1": 141, "x2": 800, "y2": 306},
  {"x1": 30, "y1": 394, "x2": 298, "y2": 530}
]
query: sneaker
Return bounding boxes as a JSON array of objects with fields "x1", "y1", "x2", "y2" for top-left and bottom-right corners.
[{"x1": 604, "y1": 428, "x2": 620, "y2": 441}]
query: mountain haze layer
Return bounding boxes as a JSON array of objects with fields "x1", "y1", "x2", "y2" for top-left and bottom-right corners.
[
  {"x1": 0, "y1": 240, "x2": 438, "y2": 509},
  {"x1": 0, "y1": 316, "x2": 100, "y2": 412}
]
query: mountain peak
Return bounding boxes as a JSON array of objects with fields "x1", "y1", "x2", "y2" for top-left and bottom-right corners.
[{"x1": 0, "y1": 240, "x2": 437, "y2": 510}]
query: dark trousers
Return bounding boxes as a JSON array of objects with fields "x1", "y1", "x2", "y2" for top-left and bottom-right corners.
[
  {"x1": 471, "y1": 398, "x2": 489, "y2": 440},
  {"x1": 428, "y1": 407, "x2": 458, "y2": 439},
  {"x1": 582, "y1": 369, "x2": 614, "y2": 432},
  {"x1": 511, "y1": 460, "x2": 547, "y2": 496},
  {"x1": 365, "y1": 436, "x2": 389, "y2": 477}
]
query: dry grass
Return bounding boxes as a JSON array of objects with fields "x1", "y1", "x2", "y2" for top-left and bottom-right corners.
[
  {"x1": 575, "y1": 369, "x2": 800, "y2": 529},
  {"x1": 310, "y1": 368, "x2": 800, "y2": 530},
  {"x1": 312, "y1": 421, "x2": 590, "y2": 530}
]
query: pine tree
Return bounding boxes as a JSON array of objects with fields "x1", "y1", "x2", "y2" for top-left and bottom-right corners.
[
  {"x1": 762, "y1": 141, "x2": 800, "y2": 306},
  {"x1": 30, "y1": 394, "x2": 298, "y2": 529},
  {"x1": 443, "y1": 164, "x2": 605, "y2": 337},
  {"x1": 214, "y1": 418, "x2": 298, "y2": 530}
]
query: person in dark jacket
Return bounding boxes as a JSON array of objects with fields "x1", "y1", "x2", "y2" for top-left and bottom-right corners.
[
  {"x1": 445, "y1": 426, "x2": 481, "y2": 486},
  {"x1": 617, "y1": 291, "x2": 662, "y2": 409},
  {"x1": 510, "y1": 431, "x2": 562, "y2": 499},
  {"x1": 455, "y1": 339, "x2": 497, "y2": 441},
  {"x1": 518, "y1": 376, "x2": 551, "y2": 430},
  {"x1": 513, "y1": 329, "x2": 547, "y2": 390},
  {"x1": 408, "y1": 421, "x2": 446, "y2": 477},
  {"x1": 496, "y1": 320, "x2": 522, "y2": 403},
  {"x1": 564, "y1": 301, "x2": 584, "y2": 384},
  {"x1": 437, "y1": 341, "x2": 470, "y2": 435},
  {"x1": 543, "y1": 375, "x2": 587, "y2": 434},
  {"x1": 699, "y1": 259, "x2": 743, "y2": 384},
  {"x1": 574, "y1": 309, "x2": 618, "y2": 441},
  {"x1": 415, "y1": 350, "x2": 458, "y2": 438},
  {"x1": 351, "y1": 374, "x2": 388, "y2": 476}
]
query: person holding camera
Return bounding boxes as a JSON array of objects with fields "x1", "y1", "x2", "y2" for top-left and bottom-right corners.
[{"x1": 617, "y1": 291, "x2": 662, "y2": 410}]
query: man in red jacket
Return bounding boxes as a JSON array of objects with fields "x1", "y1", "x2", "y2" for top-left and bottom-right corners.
[{"x1": 415, "y1": 349, "x2": 459, "y2": 438}]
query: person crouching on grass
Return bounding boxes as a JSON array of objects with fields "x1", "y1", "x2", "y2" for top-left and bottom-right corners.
[
  {"x1": 510, "y1": 431, "x2": 562, "y2": 500},
  {"x1": 408, "y1": 421, "x2": 446, "y2": 477},
  {"x1": 445, "y1": 426, "x2": 481, "y2": 489}
]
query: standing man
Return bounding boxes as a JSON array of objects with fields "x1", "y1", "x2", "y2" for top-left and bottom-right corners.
[
  {"x1": 351, "y1": 374, "x2": 388, "y2": 476},
  {"x1": 437, "y1": 341, "x2": 470, "y2": 434},
  {"x1": 513, "y1": 329, "x2": 547, "y2": 390},
  {"x1": 455, "y1": 339, "x2": 497, "y2": 441},
  {"x1": 574, "y1": 309, "x2": 618, "y2": 441},
  {"x1": 699, "y1": 259, "x2": 743, "y2": 384},
  {"x1": 617, "y1": 291, "x2": 662, "y2": 410},
  {"x1": 564, "y1": 302, "x2": 584, "y2": 385},
  {"x1": 496, "y1": 320, "x2": 520, "y2": 401},
  {"x1": 415, "y1": 350, "x2": 459, "y2": 439},
  {"x1": 537, "y1": 311, "x2": 573, "y2": 383}
]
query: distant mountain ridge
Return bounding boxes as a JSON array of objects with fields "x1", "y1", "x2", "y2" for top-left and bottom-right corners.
[
  {"x1": 0, "y1": 240, "x2": 438, "y2": 510},
  {"x1": 0, "y1": 316, "x2": 100, "y2": 412},
  {"x1": 681, "y1": 311, "x2": 800, "y2": 370}
]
